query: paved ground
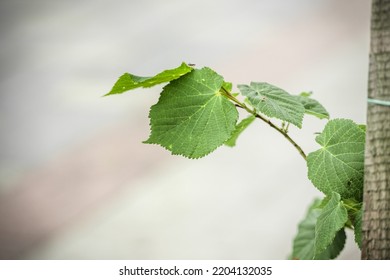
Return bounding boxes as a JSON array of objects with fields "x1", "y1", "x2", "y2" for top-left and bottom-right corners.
[{"x1": 0, "y1": 0, "x2": 369, "y2": 259}]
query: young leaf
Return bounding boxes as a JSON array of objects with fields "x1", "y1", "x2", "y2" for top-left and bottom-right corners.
[
  {"x1": 307, "y1": 119, "x2": 365, "y2": 200},
  {"x1": 295, "y1": 93, "x2": 329, "y2": 119},
  {"x1": 222, "y1": 81, "x2": 233, "y2": 92},
  {"x1": 237, "y1": 82, "x2": 305, "y2": 128},
  {"x1": 291, "y1": 198, "x2": 346, "y2": 260},
  {"x1": 144, "y1": 67, "x2": 238, "y2": 159},
  {"x1": 225, "y1": 115, "x2": 256, "y2": 147},
  {"x1": 314, "y1": 192, "x2": 348, "y2": 255},
  {"x1": 105, "y1": 62, "x2": 193, "y2": 96}
]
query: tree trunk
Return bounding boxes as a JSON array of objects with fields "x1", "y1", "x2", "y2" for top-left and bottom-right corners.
[{"x1": 362, "y1": 0, "x2": 390, "y2": 260}]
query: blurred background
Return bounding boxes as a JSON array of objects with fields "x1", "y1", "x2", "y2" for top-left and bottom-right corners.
[{"x1": 0, "y1": 0, "x2": 369, "y2": 259}]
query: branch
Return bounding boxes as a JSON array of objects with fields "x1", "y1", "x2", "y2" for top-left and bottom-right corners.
[{"x1": 221, "y1": 87, "x2": 307, "y2": 161}]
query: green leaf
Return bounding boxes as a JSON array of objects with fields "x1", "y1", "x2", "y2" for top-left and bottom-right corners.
[
  {"x1": 296, "y1": 93, "x2": 329, "y2": 119},
  {"x1": 225, "y1": 115, "x2": 256, "y2": 147},
  {"x1": 316, "y1": 229, "x2": 346, "y2": 260},
  {"x1": 307, "y1": 119, "x2": 365, "y2": 200},
  {"x1": 353, "y1": 207, "x2": 363, "y2": 249},
  {"x1": 291, "y1": 198, "x2": 347, "y2": 260},
  {"x1": 315, "y1": 192, "x2": 348, "y2": 255},
  {"x1": 238, "y1": 82, "x2": 305, "y2": 128},
  {"x1": 144, "y1": 67, "x2": 238, "y2": 159},
  {"x1": 105, "y1": 62, "x2": 193, "y2": 96},
  {"x1": 341, "y1": 198, "x2": 362, "y2": 249},
  {"x1": 358, "y1": 124, "x2": 366, "y2": 132},
  {"x1": 222, "y1": 81, "x2": 233, "y2": 92},
  {"x1": 299, "y1": 91, "x2": 312, "y2": 97},
  {"x1": 291, "y1": 199, "x2": 322, "y2": 260}
]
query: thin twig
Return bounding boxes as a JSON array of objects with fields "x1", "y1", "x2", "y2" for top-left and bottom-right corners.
[{"x1": 220, "y1": 87, "x2": 307, "y2": 161}]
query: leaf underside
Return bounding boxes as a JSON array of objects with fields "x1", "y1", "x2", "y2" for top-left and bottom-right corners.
[
  {"x1": 238, "y1": 82, "x2": 305, "y2": 128},
  {"x1": 144, "y1": 67, "x2": 238, "y2": 159},
  {"x1": 307, "y1": 119, "x2": 365, "y2": 200},
  {"x1": 105, "y1": 62, "x2": 193, "y2": 96}
]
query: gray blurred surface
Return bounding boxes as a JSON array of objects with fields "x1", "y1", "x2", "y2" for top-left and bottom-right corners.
[{"x1": 0, "y1": 0, "x2": 369, "y2": 259}]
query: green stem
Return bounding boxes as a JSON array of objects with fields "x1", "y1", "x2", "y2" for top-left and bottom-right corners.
[{"x1": 221, "y1": 87, "x2": 307, "y2": 161}]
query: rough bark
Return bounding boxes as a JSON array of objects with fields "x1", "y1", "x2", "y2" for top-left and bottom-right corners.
[{"x1": 362, "y1": 0, "x2": 390, "y2": 260}]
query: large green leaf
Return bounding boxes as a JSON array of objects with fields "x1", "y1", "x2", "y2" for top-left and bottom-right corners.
[
  {"x1": 307, "y1": 119, "x2": 365, "y2": 200},
  {"x1": 105, "y1": 62, "x2": 193, "y2": 96},
  {"x1": 315, "y1": 192, "x2": 348, "y2": 255},
  {"x1": 237, "y1": 82, "x2": 305, "y2": 128},
  {"x1": 225, "y1": 115, "x2": 256, "y2": 147},
  {"x1": 291, "y1": 198, "x2": 346, "y2": 260},
  {"x1": 295, "y1": 92, "x2": 329, "y2": 119},
  {"x1": 144, "y1": 67, "x2": 238, "y2": 159}
]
